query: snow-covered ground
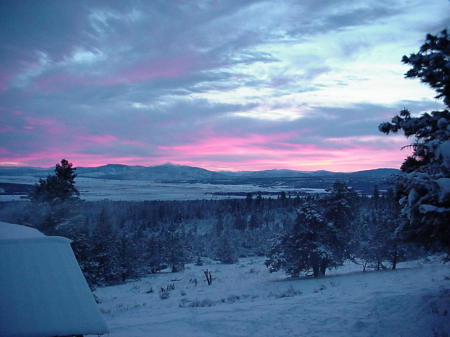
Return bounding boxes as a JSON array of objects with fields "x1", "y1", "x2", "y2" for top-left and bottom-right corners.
[
  {"x1": 94, "y1": 257, "x2": 450, "y2": 337},
  {"x1": 0, "y1": 176, "x2": 325, "y2": 201}
]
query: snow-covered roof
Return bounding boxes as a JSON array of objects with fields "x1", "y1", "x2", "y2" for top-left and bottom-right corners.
[
  {"x1": 0, "y1": 221, "x2": 69, "y2": 245},
  {"x1": 0, "y1": 222, "x2": 108, "y2": 337},
  {"x1": 0, "y1": 221, "x2": 45, "y2": 240}
]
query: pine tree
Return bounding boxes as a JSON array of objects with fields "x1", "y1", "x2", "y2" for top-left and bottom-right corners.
[
  {"x1": 266, "y1": 205, "x2": 338, "y2": 278},
  {"x1": 89, "y1": 208, "x2": 121, "y2": 285},
  {"x1": 29, "y1": 159, "x2": 80, "y2": 202},
  {"x1": 64, "y1": 222, "x2": 98, "y2": 288},
  {"x1": 233, "y1": 213, "x2": 246, "y2": 231},
  {"x1": 379, "y1": 29, "x2": 450, "y2": 252},
  {"x1": 215, "y1": 232, "x2": 238, "y2": 264},
  {"x1": 116, "y1": 233, "x2": 140, "y2": 281},
  {"x1": 145, "y1": 234, "x2": 165, "y2": 273},
  {"x1": 161, "y1": 224, "x2": 187, "y2": 272},
  {"x1": 214, "y1": 214, "x2": 224, "y2": 234}
]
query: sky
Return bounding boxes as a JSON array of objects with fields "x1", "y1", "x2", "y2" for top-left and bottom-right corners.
[{"x1": 0, "y1": 0, "x2": 449, "y2": 172}]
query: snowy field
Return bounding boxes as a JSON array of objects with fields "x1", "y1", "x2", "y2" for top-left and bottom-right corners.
[
  {"x1": 0, "y1": 176, "x2": 324, "y2": 201},
  {"x1": 94, "y1": 256, "x2": 450, "y2": 337}
]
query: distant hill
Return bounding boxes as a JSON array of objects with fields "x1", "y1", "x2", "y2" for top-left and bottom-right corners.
[
  {"x1": 0, "y1": 166, "x2": 51, "y2": 177},
  {"x1": 77, "y1": 163, "x2": 224, "y2": 180},
  {"x1": 221, "y1": 169, "x2": 316, "y2": 178},
  {"x1": 0, "y1": 164, "x2": 400, "y2": 193},
  {"x1": 0, "y1": 163, "x2": 399, "y2": 181}
]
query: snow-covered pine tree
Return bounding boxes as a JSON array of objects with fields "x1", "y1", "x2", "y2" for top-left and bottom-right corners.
[
  {"x1": 161, "y1": 224, "x2": 187, "y2": 272},
  {"x1": 215, "y1": 231, "x2": 238, "y2": 264},
  {"x1": 233, "y1": 212, "x2": 246, "y2": 231},
  {"x1": 89, "y1": 208, "x2": 122, "y2": 285},
  {"x1": 144, "y1": 233, "x2": 165, "y2": 273},
  {"x1": 116, "y1": 233, "x2": 141, "y2": 281},
  {"x1": 379, "y1": 29, "x2": 450, "y2": 253},
  {"x1": 353, "y1": 204, "x2": 396, "y2": 271},
  {"x1": 352, "y1": 212, "x2": 383, "y2": 271},
  {"x1": 321, "y1": 182, "x2": 357, "y2": 255},
  {"x1": 266, "y1": 204, "x2": 339, "y2": 278}
]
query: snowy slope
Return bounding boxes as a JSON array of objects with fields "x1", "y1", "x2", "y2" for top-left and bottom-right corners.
[{"x1": 94, "y1": 257, "x2": 450, "y2": 337}]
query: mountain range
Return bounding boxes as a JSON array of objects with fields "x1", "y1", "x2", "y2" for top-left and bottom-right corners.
[
  {"x1": 0, "y1": 163, "x2": 399, "y2": 182},
  {"x1": 0, "y1": 163, "x2": 400, "y2": 194}
]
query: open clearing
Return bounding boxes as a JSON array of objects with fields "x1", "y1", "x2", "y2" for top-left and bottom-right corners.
[{"x1": 94, "y1": 256, "x2": 450, "y2": 337}]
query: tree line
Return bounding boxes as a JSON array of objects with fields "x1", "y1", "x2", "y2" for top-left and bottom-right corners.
[{"x1": 0, "y1": 180, "x2": 422, "y2": 287}]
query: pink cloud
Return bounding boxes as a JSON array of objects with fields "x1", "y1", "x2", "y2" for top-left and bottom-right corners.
[
  {"x1": 0, "y1": 126, "x2": 15, "y2": 132},
  {"x1": 34, "y1": 74, "x2": 87, "y2": 91},
  {"x1": 0, "y1": 145, "x2": 407, "y2": 171},
  {"x1": 158, "y1": 134, "x2": 409, "y2": 171},
  {"x1": 74, "y1": 134, "x2": 150, "y2": 147},
  {"x1": 0, "y1": 69, "x2": 18, "y2": 92},
  {"x1": 0, "y1": 74, "x2": 11, "y2": 91},
  {"x1": 159, "y1": 133, "x2": 299, "y2": 156},
  {"x1": 0, "y1": 109, "x2": 69, "y2": 136},
  {"x1": 0, "y1": 151, "x2": 153, "y2": 168},
  {"x1": 323, "y1": 135, "x2": 407, "y2": 148},
  {"x1": 21, "y1": 116, "x2": 67, "y2": 135},
  {"x1": 76, "y1": 134, "x2": 119, "y2": 145},
  {"x1": 0, "y1": 127, "x2": 410, "y2": 171}
]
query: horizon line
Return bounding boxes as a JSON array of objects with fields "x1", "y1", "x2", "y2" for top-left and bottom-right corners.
[{"x1": 0, "y1": 161, "x2": 400, "y2": 174}]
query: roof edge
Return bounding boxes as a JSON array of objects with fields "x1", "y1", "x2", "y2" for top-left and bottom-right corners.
[{"x1": 0, "y1": 236, "x2": 71, "y2": 245}]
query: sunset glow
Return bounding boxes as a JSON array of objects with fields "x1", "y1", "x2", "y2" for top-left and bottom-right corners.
[{"x1": 0, "y1": 1, "x2": 448, "y2": 171}]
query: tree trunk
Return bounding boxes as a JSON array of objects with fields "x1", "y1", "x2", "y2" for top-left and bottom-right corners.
[
  {"x1": 391, "y1": 245, "x2": 398, "y2": 270},
  {"x1": 319, "y1": 259, "x2": 327, "y2": 276},
  {"x1": 311, "y1": 253, "x2": 320, "y2": 278},
  {"x1": 312, "y1": 264, "x2": 320, "y2": 278}
]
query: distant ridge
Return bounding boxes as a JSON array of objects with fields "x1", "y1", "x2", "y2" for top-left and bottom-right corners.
[{"x1": 0, "y1": 163, "x2": 399, "y2": 182}]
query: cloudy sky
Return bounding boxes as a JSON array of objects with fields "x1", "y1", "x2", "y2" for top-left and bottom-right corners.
[{"x1": 0, "y1": 0, "x2": 448, "y2": 171}]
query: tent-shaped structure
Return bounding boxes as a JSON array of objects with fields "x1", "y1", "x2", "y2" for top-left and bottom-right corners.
[{"x1": 0, "y1": 221, "x2": 108, "y2": 337}]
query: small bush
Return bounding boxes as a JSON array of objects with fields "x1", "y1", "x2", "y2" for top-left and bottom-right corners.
[
  {"x1": 270, "y1": 286, "x2": 302, "y2": 298},
  {"x1": 159, "y1": 290, "x2": 170, "y2": 300},
  {"x1": 220, "y1": 294, "x2": 257, "y2": 304},
  {"x1": 159, "y1": 284, "x2": 175, "y2": 300},
  {"x1": 224, "y1": 295, "x2": 240, "y2": 303},
  {"x1": 179, "y1": 298, "x2": 215, "y2": 308},
  {"x1": 313, "y1": 284, "x2": 327, "y2": 293}
]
